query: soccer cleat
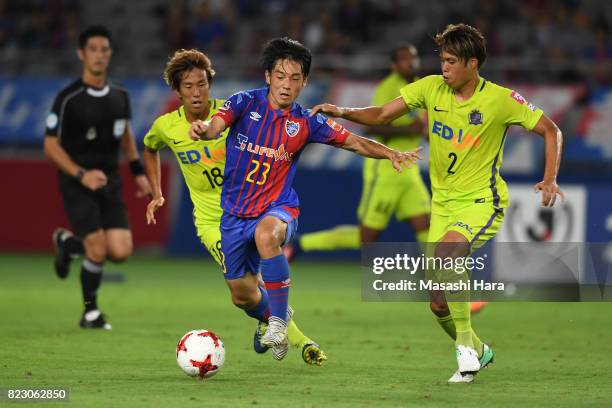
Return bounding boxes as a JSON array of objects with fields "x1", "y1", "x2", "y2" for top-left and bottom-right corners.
[
  {"x1": 301, "y1": 342, "x2": 327, "y2": 366},
  {"x1": 470, "y1": 301, "x2": 489, "y2": 314},
  {"x1": 253, "y1": 320, "x2": 269, "y2": 354},
  {"x1": 449, "y1": 343, "x2": 494, "y2": 383},
  {"x1": 271, "y1": 306, "x2": 293, "y2": 360},
  {"x1": 479, "y1": 343, "x2": 494, "y2": 369},
  {"x1": 456, "y1": 345, "x2": 480, "y2": 374},
  {"x1": 260, "y1": 317, "x2": 287, "y2": 346},
  {"x1": 79, "y1": 309, "x2": 112, "y2": 330},
  {"x1": 52, "y1": 228, "x2": 73, "y2": 279},
  {"x1": 448, "y1": 370, "x2": 475, "y2": 383}
]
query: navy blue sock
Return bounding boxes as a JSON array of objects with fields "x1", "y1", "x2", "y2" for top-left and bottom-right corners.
[
  {"x1": 260, "y1": 254, "x2": 290, "y2": 322},
  {"x1": 244, "y1": 285, "x2": 270, "y2": 323}
]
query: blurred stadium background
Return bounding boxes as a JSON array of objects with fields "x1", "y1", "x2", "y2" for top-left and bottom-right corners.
[{"x1": 1, "y1": 0, "x2": 610, "y2": 256}]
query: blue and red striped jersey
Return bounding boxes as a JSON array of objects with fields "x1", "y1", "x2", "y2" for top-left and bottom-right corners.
[{"x1": 214, "y1": 87, "x2": 349, "y2": 218}]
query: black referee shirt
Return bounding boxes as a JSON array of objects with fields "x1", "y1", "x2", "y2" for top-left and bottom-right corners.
[{"x1": 45, "y1": 79, "x2": 132, "y2": 173}]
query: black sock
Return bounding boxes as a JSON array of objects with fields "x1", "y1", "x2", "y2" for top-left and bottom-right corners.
[
  {"x1": 81, "y1": 258, "x2": 103, "y2": 312},
  {"x1": 64, "y1": 235, "x2": 84, "y2": 257}
]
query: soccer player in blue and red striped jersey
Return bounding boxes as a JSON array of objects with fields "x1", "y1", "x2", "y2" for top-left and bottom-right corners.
[{"x1": 189, "y1": 37, "x2": 422, "y2": 357}]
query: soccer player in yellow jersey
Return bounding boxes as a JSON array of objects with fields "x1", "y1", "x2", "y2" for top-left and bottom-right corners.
[
  {"x1": 284, "y1": 44, "x2": 430, "y2": 254},
  {"x1": 312, "y1": 24, "x2": 564, "y2": 382},
  {"x1": 142, "y1": 49, "x2": 326, "y2": 365}
]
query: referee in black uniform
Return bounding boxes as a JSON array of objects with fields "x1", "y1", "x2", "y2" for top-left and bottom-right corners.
[{"x1": 43, "y1": 26, "x2": 151, "y2": 330}]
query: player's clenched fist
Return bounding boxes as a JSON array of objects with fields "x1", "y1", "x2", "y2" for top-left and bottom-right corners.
[
  {"x1": 533, "y1": 180, "x2": 564, "y2": 208},
  {"x1": 310, "y1": 103, "x2": 344, "y2": 118},
  {"x1": 189, "y1": 119, "x2": 211, "y2": 140}
]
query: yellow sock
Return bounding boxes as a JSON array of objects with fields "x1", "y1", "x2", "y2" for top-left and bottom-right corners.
[
  {"x1": 435, "y1": 313, "x2": 482, "y2": 355},
  {"x1": 287, "y1": 320, "x2": 309, "y2": 348},
  {"x1": 471, "y1": 329, "x2": 484, "y2": 357},
  {"x1": 436, "y1": 314, "x2": 456, "y2": 340},
  {"x1": 448, "y1": 301, "x2": 474, "y2": 348},
  {"x1": 300, "y1": 225, "x2": 360, "y2": 252}
]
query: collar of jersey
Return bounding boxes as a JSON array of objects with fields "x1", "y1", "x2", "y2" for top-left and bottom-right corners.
[
  {"x1": 85, "y1": 84, "x2": 110, "y2": 97},
  {"x1": 452, "y1": 76, "x2": 486, "y2": 107}
]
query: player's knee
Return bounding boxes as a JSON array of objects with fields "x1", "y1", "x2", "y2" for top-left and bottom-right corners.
[
  {"x1": 108, "y1": 240, "x2": 134, "y2": 262},
  {"x1": 434, "y1": 242, "x2": 468, "y2": 259},
  {"x1": 254, "y1": 228, "x2": 281, "y2": 251},
  {"x1": 85, "y1": 243, "x2": 107, "y2": 263},
  {"x1": 108, "y1": 245, "x2": 132, "y2": 263},
  {"x1": 430, "y1": 300, "x2": 449, "y2": 316}
]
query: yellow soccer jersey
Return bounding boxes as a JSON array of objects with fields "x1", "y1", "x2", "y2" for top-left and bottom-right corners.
[
  {"x1": 143, "y1": 101, "x2": 228, "y2": 225},
  {"x1": 400, "y1": 75, "x2": 543, "y2": 214}
]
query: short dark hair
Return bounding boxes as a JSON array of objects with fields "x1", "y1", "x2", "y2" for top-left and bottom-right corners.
[
  {"x1": 391, "y1": 43, "x2": 417, "y2": 62},
  {"x1": 78, "y1": 25, "x2": 112, "y2": 49},
  {"x1": 164, "y1": 49, "x2": 215, "y2": 90},
  {"x1": 261, "y1": 37, "x2": 312, "y2": 77},
  {"x1": 435, "y1": 23, "x2": 486, "y2": 68}
]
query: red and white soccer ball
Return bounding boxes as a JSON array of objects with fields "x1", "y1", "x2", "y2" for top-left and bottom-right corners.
[{"x1": 176, "y1": 330, "x2": 225, "y2": 379}]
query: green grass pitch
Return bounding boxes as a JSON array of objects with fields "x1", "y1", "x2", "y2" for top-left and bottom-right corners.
[{"x1": 1, "y1": 253, "x2": 611, "y2": 407}]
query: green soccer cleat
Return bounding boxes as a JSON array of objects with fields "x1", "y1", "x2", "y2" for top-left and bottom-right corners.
[
  {"x1": 300, "y1": 341, "x2": 327, "y2": 366},
  {"x1": 479, "y1": 343, "x2": 494, "y2": 369}
]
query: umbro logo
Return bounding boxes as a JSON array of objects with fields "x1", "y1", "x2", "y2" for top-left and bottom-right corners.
[
  {"x1": 434, "y1": 106, "x2": 448, "y2": 112},
  {"x1": 249, "y1": 111, "x2": 261, "y2": 121}
]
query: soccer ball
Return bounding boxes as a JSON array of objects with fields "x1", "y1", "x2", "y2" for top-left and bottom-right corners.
[{"x1": 176, "y1": 330, "x2": 225, "y2": 379}]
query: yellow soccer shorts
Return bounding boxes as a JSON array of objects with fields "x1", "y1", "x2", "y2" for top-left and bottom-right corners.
[
  {"x1": 196, "y1": 221, "x2": 224, "y2": 268},
  {"x1": 427, "y1": 203, "x2": 505, "y2": 251},
  {"x1": 357, "y1": 167, "x2": 431, "y2": 230}
]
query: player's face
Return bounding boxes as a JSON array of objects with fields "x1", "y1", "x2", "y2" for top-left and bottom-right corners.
[
  {"x1": 77, "y1": 36, "x2": 112, "y2": 76},
  {"x1": 265, "y1": 59, "x2": 307, "y2": 110},
  {"x1": 393, "y1": 47, "x2": 419, "y2": 80},
  {"x1": 177, "y1": 68, "x2": 210, "y2": 117},
  {"x1": 440, "y1": 51, "x2": 478, "y2": 90}
]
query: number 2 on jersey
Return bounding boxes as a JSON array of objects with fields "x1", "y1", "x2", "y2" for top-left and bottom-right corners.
[
  {"x1": 246, "y1": 159, "x2": 270, "y2": 185},
  {"x1": 447, "y1": 152, "x2": 458, "y2": 174}
]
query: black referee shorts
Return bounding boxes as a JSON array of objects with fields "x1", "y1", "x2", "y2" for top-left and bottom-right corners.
[{"x1": 59, "y1": 173, "x2": 130, "y2": 238}]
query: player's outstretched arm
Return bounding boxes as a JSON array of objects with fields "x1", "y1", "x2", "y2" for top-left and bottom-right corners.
[
  {"x1": 189, "y1": 116, "x2": 226, "y2": 141},
  {"x1": 143, "y1": 147, "x2": 165, "y2": 225},
  {"x1": 531, "y1": 114, "x2": 564, "y2": 207},
  {"x1": 311, "y1": 96, "x2": 409, "y2": 126},
  {"x1": 341, "y1": 133, "x2": 422, "y2": 172}
]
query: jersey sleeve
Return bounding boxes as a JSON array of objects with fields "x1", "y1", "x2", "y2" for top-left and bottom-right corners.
[
  {"x1": 399, "y1": 76, "x2": 434, "y2": 111},
  {"x1": 143, "y1": 117, "x2": 166, "y2": 151},
  {"x1": 502, "y1": 89, "x2": 544, "y2": 130},
  {"x1": 45, "y1": 93, "x2": 63, "y2": 137},
  {"x1": 306, "y1": 112, "x2": 350, "y2": 147},
  {"x1": 212, "y1": 91, "x2": 252, "y2": 128}
]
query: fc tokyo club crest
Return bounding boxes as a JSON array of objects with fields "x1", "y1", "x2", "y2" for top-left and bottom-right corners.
[
  {"x1": 468, "y1": 110, "x2": 483, "y2": 125},
  {"x1": 285, "y1": 120, "x2": 300, "y2": 137}
]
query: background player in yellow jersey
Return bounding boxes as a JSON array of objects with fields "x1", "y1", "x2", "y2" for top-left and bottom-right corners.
[
  {"x1": 311, "y1": 23, "x2": 564, "y2": 383},
  {"x1": 283, "y1": 44, "x2": 430, "y2": 253},
  {"x1": 142, "y1": 49, "x2": 326, "y2": 365}
]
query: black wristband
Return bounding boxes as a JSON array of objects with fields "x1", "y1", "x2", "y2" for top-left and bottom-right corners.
[
  {"x1": 75, "y1": 169, "x2": 85, "y2": 181},
  {"x1": 129, "y1": 159, "x2": 145, "y2": 176}
]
